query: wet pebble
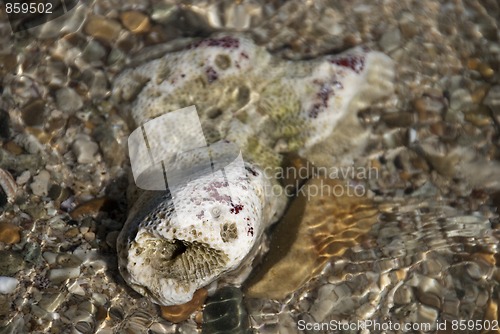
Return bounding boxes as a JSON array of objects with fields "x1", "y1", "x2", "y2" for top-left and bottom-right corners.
[
  {"x1": 38, "y1": 292, "x2": 66, "y2": 313},
  {"x1": 16, "y1": 170, "x2": 31, "y2": 186},
  {"x1": 151, "y1": 3, "x2": 178, "y2": 24},
  {"x1": 105, "y1": 231, "x2": 119, "y2": 249},
  {"x1": 84, "y1": 70, "x2": 109, "y2": 100},
  {"x1": 48, "y1": 267, "x2": 81, "y2": 284},
  {"x1": 0, "y1": 221, "x2": 21, "y2": 244},
  {"x1": 309, "y1": 284, "x2": 339, "y2": 322},
  {"x1": 56, "y1": 253, "x2": 83, "y2": 268},
  {"x1": 23, "y1": 242, "x2": 41, "y2": 263},
  {"x1": 72, "y1": 136, "x2": 99, "y2": 164},
  {"x1": 69, "y1": 197, "x2": 113, "y2": 219},
  {"x1": 56, "y1": 87, "x2": 83, "y2": 113},
  {"x1": 379, "y1": 28, "x2": 402, "y2": 53},
  {"x1": 484, "y1": 85, "x2": 500, "y2": 108},
  {"x1": 0, "y1": 277, "x2": 18, "y2": 294},
  {"x1": 82, "y1": 40, "x2": 108, "y2": 64},
  {"x1": 3, "y1": 141, "x2": 23, "y2": 155},
  {"x1": 21, "y1": 99, "x2": 46, "y2": 126},
  {"x1": 399, "y1": 13, "x2": 418, "y2": 38},
  {"x1": 160, "y1": 288, "x2": 207, "y2": 323},
  {"x1": 449, "y1": 88, "x2": 473, "y2": 112},
  {"x1": 84, "y1": 16, "x2": 123, "y2": 43},
  {"x1": 120, "y1": 11, "x2": 151, "y2": 34},
  {"x1": 0, "y1": 251, "x2": 25, "y2": 276},
  {"x1": 30, "y1": 170, "x2": 50, "y2": 197},
  {"x1": 202, "y1": 287, "x2": 250, "y2": 334}
]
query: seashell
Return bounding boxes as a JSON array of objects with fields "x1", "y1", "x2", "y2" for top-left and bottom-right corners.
[{"x1": 114, "y1": 34, "x2": 395, "y2": 306}]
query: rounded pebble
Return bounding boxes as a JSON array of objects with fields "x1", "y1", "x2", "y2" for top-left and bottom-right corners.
[
  {"x1": 84, "y1": 16, "x2": 123, "y2": 43},
  {"x1": 0, "y1": 251, "x2": 25, "y2": 276},
  {"x1": 160, "y1": 288, "x2": 207, "y2": 323},
  {"x1": 0, "y1": 221, "x2": 21, "y2": 244},
  {"x1": 0, "y1": 277, "x2": 18, "y2": 294},
  {"x1": 202, "y1": 287, "x2": 250, "y2": 334},
  {"x1": 48, "y1": 267, "x2": 81, "y2": 284},
  {"x1": 56, "y1": 87, "x2": 83, "y2": 113},
  {"x1": 30, "y1": 170, "x2": 50, "y2": 197},
  {"x1": 72, "y1": 136, "x2": 99, "y2": 164},
  {"x1": 120, "y1": 11, "x2": 151, "y2": 34},
  {"x1": 21, "y1": 99, "x2": 46, "y2": 126}
]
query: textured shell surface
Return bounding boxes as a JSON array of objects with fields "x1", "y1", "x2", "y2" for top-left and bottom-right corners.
[{"x1": 114, "y1": 34, "x2": 395, "y2": 306}]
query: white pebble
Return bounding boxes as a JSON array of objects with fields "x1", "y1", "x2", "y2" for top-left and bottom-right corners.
[
  {"x1": 56, "y1": 87, "x2": 83, "y2": 113},
  {"x1": 0, "y1": 276, "x2": 19, "y2": 294},
  {"x1": 16, "y1": 170, "x2": 31, "y2": 185},
  {"x1": 30, "y1": 170, "x2": 50, "y2": 197},
  {"x1": 72, "y1": 136, "x2": 99, "y2": 164},
  {"x1": 379, "y1": 28, "x2": 402, "y2": 53}
]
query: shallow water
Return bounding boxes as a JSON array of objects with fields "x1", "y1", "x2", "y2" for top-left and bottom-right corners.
[{"x1": 0, "y1": 0, "x2": 499, "y2": 333}]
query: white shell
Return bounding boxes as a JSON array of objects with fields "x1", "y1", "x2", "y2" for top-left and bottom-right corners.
[{"x1": 114, "y1": 34, "x2": 395, "y2": 306}]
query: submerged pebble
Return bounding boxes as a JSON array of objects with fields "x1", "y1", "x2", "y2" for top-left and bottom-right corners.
[
  {"x1": 160, "y1": 288, "x2": 208, "y2": 323},
  {"x1": 72, "y1": 136, "x2": 99, "y2": 164},
  {"x1": 0, "y1": 221, "x2": 21, "y2": 244},
  {"x1": 0, "y1": 277, "x2": 18, "y2": 294},
  {"x1": 0, "y1": 251, "x2": 25, "y2": 276},
  {"x1": 202, "y1": 287, "x2": 250, "y2": 334},
  {"x1": 30, "y1": 170, "x2": 50, "y2": 197}
]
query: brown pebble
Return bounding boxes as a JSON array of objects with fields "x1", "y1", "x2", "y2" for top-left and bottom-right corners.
[
  {"x1": 464, "y1": 111, "x2": 492, "y2": 127},
  {"x1": 69, "y1": 197, "x2": 115, "y2": 220},
  {"x1": 0, "y1": 54, "x2": 17, "y2": 73},
  {"x1": 429, "y1": 122, "x2": 444, "y2": 136},
  {"x1": 83, "y1": 231, "x2": 96, "y2": 242},
  {"x1": 478, "y1": 63, "x2": 495, "y2": 79},
  {"x1": 120, "y1": 11, "x2": 151, "y2": 34},
  {"x1": 194, "y1": 310, "x2": 204, "y2": 325},
  {"x1": 64, "y1": 227, "x2": 79, "y2": 238},
  {"x1": 483, "y1": 298, "x2": 498, "y2": 322},
  {"x1": 25, "y1": 127, "x2": 51, "y2": 144},
  {"x1": 84, "y1": 16, "x2": 122, "y2": 43},
  {"x1": 21, "y1": 99, "x2": 45, "y2": 127},
  {"x1": 467, "y1": 58, "x2": 480, "y2": 70},
  {"x1": 3, "y1": 141, "x2": 23, "y2": 155},
  {"x1": 471, "y1": 86, "x2": 489, "y2": 104},
  {"x1": 0, "y1": 221, "x2": 21, "y2": 244},
  {"x1": 160, "y1": 288, "x2": 208, "y2": 323}
]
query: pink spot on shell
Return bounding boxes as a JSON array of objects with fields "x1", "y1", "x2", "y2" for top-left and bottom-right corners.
[
  {"x1": 329, "y1": 55, "x2": 365, "y2": 73},
  {"x1": 203, "y1": 181, "x2": 231, "y2": 203},
  {"x1": 230, "y1": 203, "x2": 244, "y2": 214}
]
